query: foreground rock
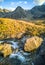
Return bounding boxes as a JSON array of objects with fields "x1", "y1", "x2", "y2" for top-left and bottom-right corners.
[
  {"x1": 33, "y1": 49, "x2": 45, "y2": 65},
  {"x1": 33, "y1": 39, "x2": 45, "y2": 65},
  {"x1": 0, "y1": 43, "x2": 12, "y2": 57},
  {"x1": 24, "y1": 36, "x2": 43, "y2": 52},
  {"x1": 33, "y1": 52, "x2": 45, "y2": 65}
]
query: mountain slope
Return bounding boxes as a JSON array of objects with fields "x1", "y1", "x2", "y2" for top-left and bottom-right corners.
[
  {"x1": 0, "y1": 8, "x2": 10, "y2": 18},
  {"x1": 0, "y1": 5, "x2": 45, "y2": 20},
  {"x1": 12, "y1": 6, "x2": 26, "y2": 19},
  {"x1": 3, "y1": 6, "x2": 27, "y2": 19},
  {"x1": 30, "y1": 5, "x2": 45, "y2": 19},
  {"x1": 0, "y1": 8, "x2": 10, "y2": 12},
  {"x1": 5, "y1": 5, "x2": 45, "y2": 20}
]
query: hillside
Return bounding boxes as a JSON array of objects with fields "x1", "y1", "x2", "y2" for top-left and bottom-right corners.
[
  {"x1": 0, "y1": 18, "x2": 45, "y2": 40},
  {"x1": 0, "y1": 8, "x2": 10, "y2": 12},
  {"x1": 2, "y1": 6, "x2": 27, "y2": 19},
  {"x1": 0, "y1": 8, "x2": 10, "y2": 18},
  {"x1": 30, "y1": 5, "x2": 45, "y2": 19}
]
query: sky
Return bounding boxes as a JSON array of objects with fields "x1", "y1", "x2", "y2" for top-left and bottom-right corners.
[{"x1": 0, "y1": 0, "x2": 45, "y2": 11}]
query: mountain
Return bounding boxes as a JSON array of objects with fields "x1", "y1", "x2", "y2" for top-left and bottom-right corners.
[
  {"x1": 12, "y1": 6, "x2": 27, "y2": 19},
  {"x1": 3, "y1": 6, "x2": 27, "y2": 19},
  {"x1": 0, "y1": 8, "x2": 10, "y2": 18},
  {"x1": 0, "y1": 8, "x2": 10, "y2": 12},
  {"x1": 0, "y1": 5, "x2": 45, "y2": 20},
  {"x1": 30, "y1": 5, "x2": 45, "y2": 19}
]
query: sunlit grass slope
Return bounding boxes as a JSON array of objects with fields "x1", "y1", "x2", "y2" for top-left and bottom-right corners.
[{"x1": 0, "y1": 18, "x2": 45, "y2": 39}]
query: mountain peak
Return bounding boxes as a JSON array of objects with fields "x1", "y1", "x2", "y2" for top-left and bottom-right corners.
[
  {"x1": 12, "y1": 6, "x2": 26, "y2": 19},
  {"x1": 15, "y1": 6, "x2": 24, "y2": 12},
  {"x1": 0, "y1": 5, "x2": 45, "y2": 19},
  {"x1": 16, "y1": 6, "x2": 22, "y2": 9}
]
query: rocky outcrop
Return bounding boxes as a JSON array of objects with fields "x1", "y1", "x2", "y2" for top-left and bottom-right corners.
[
  {"x1": 24, "y1": 36, "x2": 43, "y2": 52},
  {"x1": 16, "y1": 32, "x2": 25, "y2": 39}
]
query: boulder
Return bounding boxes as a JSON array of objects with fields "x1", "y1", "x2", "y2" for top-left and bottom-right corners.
[
  {"x1": 16, "y1": 32, "x2": 25, "y2": 39},
  {"x1": 24, "y1": 36, "x2": 43, "y2": 52},
  {"x1": 0, "y1": 43, "x2": 12, "y2": 57}
]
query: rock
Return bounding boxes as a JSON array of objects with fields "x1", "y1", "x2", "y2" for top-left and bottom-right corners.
[
  {"x1": 33, "y1": 54, "x2": 45, "y2": 65},
  {"x1": 0, "y1": 43, "x2": 12, "y2": 57},
  {"x1": 24, "y1": 36, "x2": 43, "y2": 52},
  {"x1": 16, "y1": 32, "x2": 25, "y2": 39},
  {"x1": 32, "y1": 39, "x2": 45, "y2": 65}
]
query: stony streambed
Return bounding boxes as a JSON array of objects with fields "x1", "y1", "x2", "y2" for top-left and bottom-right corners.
[
  {"x1": 0, "y1": 36, "x2": 43, "y2": 65},
  {"x1": 0, "y1": 39, "x2": 35, "y2": 65}
]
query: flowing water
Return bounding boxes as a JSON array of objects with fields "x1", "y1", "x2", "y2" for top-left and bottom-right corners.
[{"x1": 0, "y1": 39, "x2": 34, "y2": 65}]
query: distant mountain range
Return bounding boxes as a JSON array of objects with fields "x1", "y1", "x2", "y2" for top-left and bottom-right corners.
[
  {"x1": 0, "y1": 5, "x2": 45, "y2": 20},
  {"x1": 0, "y1": 8, "x2": 10, "y2": 18}
]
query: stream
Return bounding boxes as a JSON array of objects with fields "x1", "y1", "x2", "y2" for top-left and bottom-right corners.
[{"x1": 0, "y1": 38, "x2": 34, "y2": 65}]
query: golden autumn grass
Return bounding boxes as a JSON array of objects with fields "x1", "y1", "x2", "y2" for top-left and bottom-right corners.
[{"x1": 0, "y1": 18, "x2": 45, "y2": 39}]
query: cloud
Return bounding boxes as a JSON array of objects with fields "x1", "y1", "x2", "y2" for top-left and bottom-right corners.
[
  {"x1": 34, "y1": 0, "x2": 45, "y2": 5},
  {"x1": 0, "y1": 6, "x2": 3, "y2": 9},
  {"x1": 11, "y1": 1, "x2": 23, "y2": 5},
  {"x1": 19, "y1": 1, "x2": 22, "y2": 4},
  {"x1": 24, "y1": 1, "x2": 27, "y2": 4},
  {"x1": 17, "y1": 1, "x2": 23, "y2": 4},
  {"x1": 17, "y1": 1, "x2": 27, "y2": 5},
  {"x1": 8, "y1": 7, "x2": 15, "y2": 11},
  {"x1": 0, "y1": 0, "x2": 4, "y2": 2},
  {"x1": 11, "y1": 2, "x2": 15, "y2": 5}
]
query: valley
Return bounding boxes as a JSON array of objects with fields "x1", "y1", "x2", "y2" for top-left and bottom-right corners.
[
  {"x1": 0, "y1": 3, "x2": 45, "y2": 65},
  {"x1": 0, "y1": 18, "x2": 45, "y2": 65}
]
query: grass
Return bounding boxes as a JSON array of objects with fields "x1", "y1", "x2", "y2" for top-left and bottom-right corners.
[{"x1": 0, "y1": 18, "x2": 45, "y2": 40}]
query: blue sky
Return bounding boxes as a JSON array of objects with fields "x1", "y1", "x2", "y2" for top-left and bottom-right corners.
[{"x1": 0, "y1": 0, "x2": 45, "y2": 10}]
